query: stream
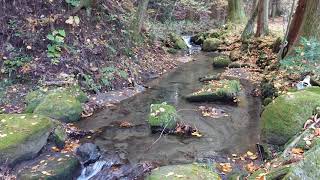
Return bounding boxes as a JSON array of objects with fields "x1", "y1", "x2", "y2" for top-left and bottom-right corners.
[{"x1": 76, "y1": 45, "x2": 262, "y2": 178}]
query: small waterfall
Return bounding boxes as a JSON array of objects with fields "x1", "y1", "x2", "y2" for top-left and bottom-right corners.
[
  {"x1": 77, "y1": 161, "x2": 107, "y2": 180},
  {"x1": 182, "y1": 35, "x2": 201, "y2": 55}
]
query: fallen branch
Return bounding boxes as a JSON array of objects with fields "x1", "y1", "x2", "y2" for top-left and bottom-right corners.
[{"x1": 283, "y1": 114, "x2": 320, "y2": 158}]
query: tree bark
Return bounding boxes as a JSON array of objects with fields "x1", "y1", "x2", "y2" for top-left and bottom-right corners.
[
  {"x1": 227, "y1": 0, "x2": 246, "y2": 24},
  {"x1": 241, "y1": 0, "x2": 258, "y2": 40},
  {"x1": 134, "y1": 0, "x2": 149, "y2": 35},
  {"x1": 256, "y1": 0, "x2": 269, "y2": 37},
  {"x1": 285, "y1": 0, "x2": 320, "y2": 56}
]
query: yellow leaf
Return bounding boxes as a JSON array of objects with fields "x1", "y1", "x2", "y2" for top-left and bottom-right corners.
[
  {"x1": 218, "y1": 163, "x2": 232, "y2": 173},
  {"x1": 191, "y1": 131, "x2": 202, "y2": 137},
  {"x1": 165, "y1": 172, "x2": 174, "y2": 177},
  {"x1": 291, "y1": 148, "x2": 304, "y2": 155}
]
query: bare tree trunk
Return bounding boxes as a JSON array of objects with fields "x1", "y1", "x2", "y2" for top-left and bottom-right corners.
[
  {"x1": 241, "y1": 0, "x2": 258, "y2": 40},
  {"x1": 256, "y1": 0, "x2": 269, "y2": 37},
  {"x1": 227, "y1": 0, "x2": 246, "y2": 24},
  {"x1": 134, "y1": 0, "x2": 149, "y2": 35}
]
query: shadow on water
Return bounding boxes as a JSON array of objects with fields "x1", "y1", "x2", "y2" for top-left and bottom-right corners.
[{"x1": 76, "y1": 52, "x2": 261, "y2": 166}]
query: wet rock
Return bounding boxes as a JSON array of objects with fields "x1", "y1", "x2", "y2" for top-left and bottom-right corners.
[
  {"x1": 146, "y1": 163, "x2": 220, "y2": 180},
  {"x1": 199, "y1": 74, "x2": 221, "y2": 82},
  {"x1": 148, "y1": 102, "x2": 177, "y2": 130},
  {"x1": 185, "y1": 80, "x2": 241, "y2": 102},
  {"x1": 212, "y1": 55, "x2": 231, "y2": 68},
  {"x1": 202, "y1": 38, "x2": 222, "y2": 51},
  {"x1": 0, "y1": 114, "x2": 53, "y2": 166},
  {"x1": 17, "y1": 153, "x2": 80, "y2": 180},
  {"x1": 25, "y1": 87, "x2": 87, "y2": 123},
  {"x1": 261, "y1": 87, "x2": 320, "y2": 145},
  {"x1": 76, "y1": 143, "x2": 101, "y2": 165}
]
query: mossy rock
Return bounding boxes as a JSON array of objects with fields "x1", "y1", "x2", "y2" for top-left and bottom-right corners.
[
  {"x1": 212, "y1": 55, "x2": 231, "y2": 68},
  {"x1": 261, "y1": 87, "x2": 320, "y2": 145},
  {"x1": 0, "y1": 114, "x2": 54, "y2": 166},
  {"x1": 228, "y1": 62, "x2": 253, "y2": 68},
  {"x1": 199, "y1": 74, "x2": 221, "y2": 82},
  {"x1": 283, "y1": 144, "x2": 320, "y2": 179},
  {"x1": 202, "y1": 38, "x2": 222, "y2": 51},
  {"x1": 191, "y1": 29, "x2": 224, "y2": 46},
  {"x1": 17, "y1": 153, "x2": 80, "y2": 180},
  {"x1": 146, "y1": 163, "x2": 221, "y2": 180},
  {"x1": 49, "y1": 121, "x2": 67, "y2": 148},
  {"x1": 185, "y1": 80, "x2": 241, "y2": 102},
  {"x1": 169, "y1": 33, "x2": 188, "y2": 50},
  {"x1": 33, "y1": 91, "x2": 83, "y2": 123},
  {"x1": 148, "y1": 102, "x2": 177, "y2": 130},
  {"x1": 25, "y1": 90, "x2": 47, "y2": 113}
]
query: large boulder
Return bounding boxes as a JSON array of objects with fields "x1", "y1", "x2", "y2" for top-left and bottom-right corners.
[
  {"x1": 185, "y1": 80, "x2": 240, "y2": 102},
  {"x1": 202, "y1": 38, "x2": 223, "y2": 51},
  {"x1": 148, "y1": 102, "x2": 177, "y2": 130},
  {"x1": 261, "y1": 87, "x2": 320, "y2": 145},
  {"x1": 76, "y1": 143, "x2": 101, "y2": 165},
  {"x1": 26, "y1": 87, "x2": 87, "y2": 123},
  {"x1": 17, "y1": 153, "x2": 81, "y2": 180},
  {"x1": 0, "y1": 114, "x2": 54, "y2": 166},
  {"x1": 284, "y1": 144, "x2": 320, "y2": 179},
  {"x1": 146, "y1": 163, "x2": 220, "y2": 180}
]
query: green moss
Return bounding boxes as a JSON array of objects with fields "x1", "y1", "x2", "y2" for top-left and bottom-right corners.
[
  {"x1": 169, "y1": 33, "x2": 188, "y2": 50},
  {"x1": 202, "y1": 38, "x2": 222, "y2": 51},
  {"x1": 0, "y1": 114, "x2": 53, "y2": 165},
  {"x1": 212, "y1": 55, "x2": 231, "y2": 68},
  {"x1": 185, "y1": 80, "x2": 241, "y2": 102},
  {"x1": 50, "y1": 122, "x2": 67, "y2": 148},
  {"x1": 146, "y1": 163, "x2": 220, "y2": 180},
  {"x1": 18, "y1": 153, "x2": 80, "y2": 180},
  {"x1": 25, "y1": 90, "x2": 46, "y2": 113},
  {"x1": 148, "y1": 102, "x2": 177, "y2": 129},
  {"x1": 34, "y1": 91, "x2": 82, "y2": 123},
  {"x1": 261, "y1": 87, "x2": 320, "y2": 145}
]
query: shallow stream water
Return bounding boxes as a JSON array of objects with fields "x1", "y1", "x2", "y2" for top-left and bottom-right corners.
[{"x1": 76, "y1": 52, "x2": 262, "y2": 167}]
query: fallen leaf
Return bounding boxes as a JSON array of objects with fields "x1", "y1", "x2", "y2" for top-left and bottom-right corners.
[
  {"x1": 165, "y1": 172, "x2": 174, "y2": 177},
  {"x1": 314, "y1": 128, "x2": 320, "y2": 136},
  {"x1": 218, "y1": 163, "x2": 232, "y2": 173},
  {"x1": 245, "y1": 162, "x2": 258, "y2": 173},
  {"x1": 41, "y1": 171, "x2": 52, "y2": 176},
  {"x1": 191, "y1": 131, "x2": 202, "y2": 137},
  {"x1": 291, "y1": 148, "x2": 304, "y2": 155}
]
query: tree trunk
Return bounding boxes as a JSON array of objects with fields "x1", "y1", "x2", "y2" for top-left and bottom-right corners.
[
  {"x1": 241, "y1": 0, "x2": 258, "y2": 40},
  {"x1": 227, "y1": 0, "x2": 246, "y2": 24},
  {"x1": 285, "y1": 0, "x2": 320, "y2": 55},
  {"x1": 134, "y1": 0, "x2": 149, "y2": 35},
  {"x1": 256, "y1": 0, "x2": 269, "y2": 37}
]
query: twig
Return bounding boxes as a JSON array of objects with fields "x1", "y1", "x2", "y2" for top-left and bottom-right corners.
[
  {"x1": 283, "y1": 114, "x2": 320, "y2": 158},
  {"x1": 145, "y1": 123, "x2": 168, "y2": 152}
]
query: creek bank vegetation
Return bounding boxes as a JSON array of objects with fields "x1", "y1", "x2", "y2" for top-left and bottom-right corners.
[{"x1": 1, "y1": 0, "x2": 320, "y2": 179}]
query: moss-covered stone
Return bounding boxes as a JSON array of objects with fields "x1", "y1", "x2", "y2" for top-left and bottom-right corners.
[
  {"x1": 0, "y1": 114, "x2": 54, "y2": 166},
  {"x1": 261, "y1": 87, "x2": 320, "y2": 145},
  {"x1": 17, "y1": 153, "x2": 80, "y2": 180},
  {"x1": 191, "y1": 29, "x2": 225, "y2": 46},
  {"x1": 202, "y1": 38, "x2": 222, "y2": 51},
  {"x1": 49, "y1": 122, "x2": 67, "y2": 148},
  {"x1": 169, "y1": 33, "x2": 188, "y2": 50},
  {"x1": 212, "y1": 55, "x2": 231, "y2": 68},
  {"x1": 283, "y1": 144, "x2": 320, "y2": 179},
  {"x1": 228, "y1": 62, "x2": 253, "y2": 68},
  {"x1": 199, "y1": 74, "x2": 221, "y2": 82},
  {"x1": 25, "y1": 90, "x2": 47, "y2": 113},
  {"x1": 185, "y1": 80, "x2": 241, "y2": 102},
  {"x1": 146, "y1": 163, "x2": 220, "y2": 180},
  {"x1": 33, "y1": 91, "x2": 83, "y2": 123},
  {"x1": 148, "y1": 102, "x2": 177, "y2": 130}
]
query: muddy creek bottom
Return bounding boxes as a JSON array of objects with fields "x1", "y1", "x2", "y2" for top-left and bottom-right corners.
[{"x1": 76, "y1": 52, "x2": 261, "y2": 166}]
